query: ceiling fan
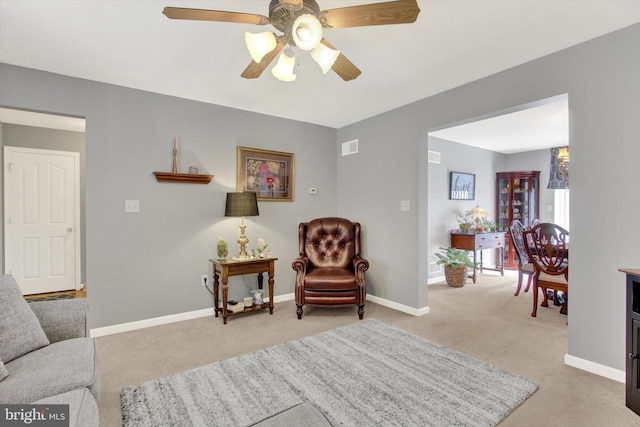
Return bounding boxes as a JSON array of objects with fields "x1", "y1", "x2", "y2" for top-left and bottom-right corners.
[{"x1": 162, "y1": 0, "x2": 420, "y2": 82}]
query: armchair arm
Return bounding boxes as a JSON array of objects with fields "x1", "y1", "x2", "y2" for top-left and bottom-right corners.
[
  {"x1": 352, "y1": 255, "x2": 369, "y2": 275},
  {"x1": 292, "y1": 256, "x2": 309, "y2": 274},
  {"x1": 29, "y1": 299, "x2": 89, "y2": 343}
]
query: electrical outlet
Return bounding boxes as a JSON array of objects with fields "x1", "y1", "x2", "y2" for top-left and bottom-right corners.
[{"x1": 201, "y1": 274, "x2": 208, "y2": 287}]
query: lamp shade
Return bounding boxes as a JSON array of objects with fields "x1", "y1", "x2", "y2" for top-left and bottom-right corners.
[
  {"x1": 272, "y1": 50, "x2": 296, "y2": 82},
  {"x1": 292, "y1": 14, "x2": 322, "y2": 51},
  {"x1": 225, "y1": 192, "x2": 259, "y2": 217},
  {"x1": 244, "y1": 32, "x2": 277, "y2": 63},
  {"x1": 311, "y1": 43, "x2": 340, "y2": 74},
  {"x1": 469, "y1": 205, "x2": 488, "y2": 219}
]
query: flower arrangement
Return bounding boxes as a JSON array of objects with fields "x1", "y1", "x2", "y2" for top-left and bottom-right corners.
[{"x1": 256, "y1": 238, "x2": 268, "y2": 258}]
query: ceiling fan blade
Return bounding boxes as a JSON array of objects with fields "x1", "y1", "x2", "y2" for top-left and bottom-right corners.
[
  {"x1": 241, "y1": 40, "x2": 286, "y2": 79},
  {"x1": 162, "y1": 7, "x2": 269, "y2": 25},
  {"x1": 321, "y1": 0, "x2": 420, "y2": 28},
  {"x1": 320, "y1": 39, "x2": 361, "y2": 81}
]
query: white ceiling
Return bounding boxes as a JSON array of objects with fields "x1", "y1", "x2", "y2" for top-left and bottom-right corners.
[
  {"x1": 429, "y1": 94, "x2": 568, "y2": 154},
  {"x1": 1, "y1": 1, "x2": 639, "y2": 151}
]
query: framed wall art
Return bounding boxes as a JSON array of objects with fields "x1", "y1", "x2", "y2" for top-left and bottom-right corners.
[
  {"x1": 449, "y1": 171, "x2": 475, "y2": 200},
  {"x1": 237, "y1": 146, "x2": 294, "y2": 201}
]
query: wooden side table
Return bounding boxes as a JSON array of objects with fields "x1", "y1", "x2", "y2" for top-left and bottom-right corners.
[
  {"x1": 210, "y1": 257, "x2": 277, "y2": 324},
  {"x1": 450, "y1": 231, "x2": 505, "y2": 283}
]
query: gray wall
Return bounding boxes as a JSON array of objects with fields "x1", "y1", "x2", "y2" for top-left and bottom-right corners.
[
  {"x1": 1, "y1": 124, "x2": 87, "y2": 283},
  {"x1": 0, "y1": 64, "x2": 338, "y2": 328},
  {"x1": 337, "y1": 24, "x2": 640, "y2": 372}
]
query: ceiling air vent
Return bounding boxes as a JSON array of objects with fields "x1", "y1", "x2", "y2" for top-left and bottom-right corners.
[
  {"x1": 342, "y1": 139, "x2": 358, "y2": 156},
  {"x1": 428, "y1": 150, "x2": 441, "y2": 164}
]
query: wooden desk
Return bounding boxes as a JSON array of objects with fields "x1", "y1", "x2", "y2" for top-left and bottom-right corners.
[
  {"x1": 450, "y1": 231, "x2": 505, "y2": 283},
  {"x1": 210, "y1": 257, "x2": 277, "y2": 324}
]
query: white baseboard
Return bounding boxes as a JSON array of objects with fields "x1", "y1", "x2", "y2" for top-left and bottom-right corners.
[
  {"x1": 90, "y1": 292, "x2": 427, "y2": 337},
  {"x1": 366, "y1": 294, "x2": 430, "y2": 316},
  {"x1": 90, "y1": 308, "x2": 214, "y2": 337},
  {"x1": 564, "y1": 353, "x2": 625, "y2": 383}
]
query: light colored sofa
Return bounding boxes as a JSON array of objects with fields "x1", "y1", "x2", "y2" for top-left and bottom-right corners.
[{"x1": 0, "y1": 275, "x2": 98, "y2": 426}]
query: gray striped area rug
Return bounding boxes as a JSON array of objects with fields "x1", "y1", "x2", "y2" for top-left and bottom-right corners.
[{"x1": 121, "y1": 319, "x2": 537, "y2": 426}]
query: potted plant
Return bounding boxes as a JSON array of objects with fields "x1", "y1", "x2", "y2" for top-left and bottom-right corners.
[{"x1": 435, "y1": 246, "x2": 479, "y2": 287}]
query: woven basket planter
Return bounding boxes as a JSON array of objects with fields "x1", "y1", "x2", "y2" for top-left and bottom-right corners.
[{"x1": 444, "y1": 265, "x2": 468, "y2": 287}]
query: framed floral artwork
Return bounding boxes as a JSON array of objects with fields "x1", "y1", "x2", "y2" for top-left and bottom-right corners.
[{"x1": 237, "y1": 146, "x2": 294, "y2": 201}]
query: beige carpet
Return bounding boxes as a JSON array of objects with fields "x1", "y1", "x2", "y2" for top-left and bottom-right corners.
[{"x1": 96, "y1": 272, "x2": 637, "y2": 426}]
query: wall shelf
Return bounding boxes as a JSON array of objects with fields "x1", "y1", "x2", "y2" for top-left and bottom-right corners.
[{"x1": 153, "y1": 171, "x2": 213, "y2": 184}]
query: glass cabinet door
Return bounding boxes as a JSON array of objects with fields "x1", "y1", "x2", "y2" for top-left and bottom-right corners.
[
  {"x1": 498, "y1": 177, "x2": 510, "y2": 232},
  {"x1": 496, "y1": 171, "x2": 540, "y2": 269}
]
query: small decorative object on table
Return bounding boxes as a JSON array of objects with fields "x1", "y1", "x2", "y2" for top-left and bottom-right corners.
[
  {"x1": 243, "y1": 296, "x2": 254, "y2": 308},
  {"x1": 188, "y1": 166, "x2": 199, "y2": 174},
  {"x1": 217, "y1": 237, "x2": 228, "y2": 260},
  {"x1": 252, "y1": 289, "x2": 264, "y2": 308},
  {"x1": 256, "y1": 238, "x2": 268, "y2": 258}
]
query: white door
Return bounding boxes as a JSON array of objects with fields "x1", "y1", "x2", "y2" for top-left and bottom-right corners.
[{"x1": 3, "y1": 147, "x2": 80, "y2": 295}]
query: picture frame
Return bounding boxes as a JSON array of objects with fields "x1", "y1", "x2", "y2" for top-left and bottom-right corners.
[
  {"x1": 237, "y1": 146, "x2": 294, "y2": 201},
  {"x1": 449, "y1": 171, "x2": 475, "y2": 200}
]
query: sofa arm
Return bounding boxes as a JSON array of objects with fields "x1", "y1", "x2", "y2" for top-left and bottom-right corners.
[{"x1": 29, "y1": 299, "x2": 89, "y2": 343}]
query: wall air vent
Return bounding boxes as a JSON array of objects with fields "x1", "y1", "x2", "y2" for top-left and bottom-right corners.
[
  {"x1": 428, "y1": 150, "x2": 441, "y2": 164},
  {"x1": 342, "y1": 139, "x2": 358, "y2": 156},
  {"x1": 429, "y1": 262, "x2": 441, "y2": 273}
]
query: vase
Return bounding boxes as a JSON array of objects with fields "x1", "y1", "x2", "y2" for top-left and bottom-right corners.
[{"x1": 217, "y1": 240, "x2": 228, "y2": 260}]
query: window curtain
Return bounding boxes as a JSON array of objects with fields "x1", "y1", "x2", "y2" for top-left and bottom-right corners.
[{"x1": 547, "y1": 146, "x2": 569, "y2": 189}]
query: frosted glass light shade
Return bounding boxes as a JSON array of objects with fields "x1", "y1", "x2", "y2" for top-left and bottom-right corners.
[
  {"x1": 272, "y1": 50, "x2": 296, "y2": 82},
  {"x1": 292, "y1": 14, "x2": 322, "y2": 51},
  {"x1": 244, "y1": 32, "x2": 277, "y2": 63},
  {"x1": 311, "y1": 44, "x2": 340, "y2": 74}
]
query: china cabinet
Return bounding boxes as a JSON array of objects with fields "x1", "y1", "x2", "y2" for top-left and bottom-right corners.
[{"x1": 496, "y1": 171, "x2": 540, "y2": 269}]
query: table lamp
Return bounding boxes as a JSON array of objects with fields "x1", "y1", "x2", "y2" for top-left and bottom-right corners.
[
  {"x1": 225, "y1": 192, "x2": 259, "y2": 260},
  {"x1": 469, "y1": 205, "x2": 488, "y2": 230}
]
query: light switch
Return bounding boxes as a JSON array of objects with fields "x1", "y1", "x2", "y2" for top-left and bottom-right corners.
[
  {"x1": 400, "y1": 200, "x2": 410, "y2": 211},
  {"x1": 125, "y1": 200, "x2": 140, "y2": 213},
  {"x1": 547, "y1": 204, "x2": 553, "y2": 213}
]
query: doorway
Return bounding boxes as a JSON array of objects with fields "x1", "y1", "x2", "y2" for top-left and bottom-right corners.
[{"x1": 1, "y1": 108, "x2": 86, "y2": 295}]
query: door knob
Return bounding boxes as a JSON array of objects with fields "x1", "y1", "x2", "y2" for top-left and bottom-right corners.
[{"x1": 67, "y1": 228, "x2": 73, "y2": 233}]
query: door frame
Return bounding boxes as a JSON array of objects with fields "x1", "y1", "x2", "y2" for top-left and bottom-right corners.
[{"x1": 3, "y1": 146, "x2": 82, "y2": 290}]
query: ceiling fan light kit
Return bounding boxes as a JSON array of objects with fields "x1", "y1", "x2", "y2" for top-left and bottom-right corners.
[
  {"x1": 272, "y1": 49, "x2": 297, "y2": 82},
  {"x1": 291, "y1": 14, "x2": 323, "y2": 51},
  {"x1": 311, "y1": 43, "x2": 340, "y2": 74},
  {"x1": 244, "y1": 32, "x2": 278, "y2": 63},
  {"x1": 163, "y1": 0, "x2": 420, "y2": 81}
]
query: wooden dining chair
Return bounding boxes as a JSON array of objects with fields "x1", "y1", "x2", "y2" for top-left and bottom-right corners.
[
  {"x1": 523, "y1": 223, "x2": 569, "y2": 317},
  {"x1": 509, "y1": 219, "x2": 535, "y2": 296}
]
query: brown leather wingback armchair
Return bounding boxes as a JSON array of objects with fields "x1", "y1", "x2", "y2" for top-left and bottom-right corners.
[{"x1": 292, "y1": 217, "x2": 369, "y2": 319}]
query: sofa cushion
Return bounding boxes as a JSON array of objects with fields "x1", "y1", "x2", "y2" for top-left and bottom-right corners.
[
  {"x1": 0, "y1": 360, "x2": 8, "y2": 382},
  {"x1": 0, "y1": 275, "x2": 50, "y2": 363},
  {"x1": 35, "y1": 388, "x2": 98, "y2": 427},
  {"x1": 0, "y1": 337, "x2": 98, "y2": 403}
]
